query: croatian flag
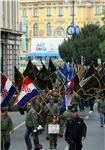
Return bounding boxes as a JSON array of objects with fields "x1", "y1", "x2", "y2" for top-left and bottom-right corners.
[
  {"x1": 14, "y1": 76, "x2": 39, "y2": 107},
  {"x1": 0, "y1": 73, "x2": 16, "y2": 108}
]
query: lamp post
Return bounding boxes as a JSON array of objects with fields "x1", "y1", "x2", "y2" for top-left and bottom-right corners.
[
  {"x1": 72, "y1": 0, "x2": 75, "y2": 26},
  {"x1": 66, "y1": 0, "x2": 80, "y2": 63}
]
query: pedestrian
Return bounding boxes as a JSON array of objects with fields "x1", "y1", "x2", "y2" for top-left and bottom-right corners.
[
  {"x1": 57, "y1": 96, "x2": 64, "y2": 137},
  {"x1": 89, "y1": 96, "x2": 95, "y2": 113},
  {"x1": 59, "y1": 105, "x2": 72, "y2": 137},
  {"x1": 49, "y1": 116, "x2": 59, "y2": 149},
  {"x1": 44, "y1": 96, "x2": 58, "y2": 140},
  {"x1": 24, "y1": 103, "x2": 42, "y2": 150},
  {"x1": 65, "y1": 108, "x2": 87, "y2": 150},
  {"x1": 1, "y1": 107, "x2": 14, "y2": 150},
  {"x1": 97, "y1": 94, "x2": 105, "y2": 127}
]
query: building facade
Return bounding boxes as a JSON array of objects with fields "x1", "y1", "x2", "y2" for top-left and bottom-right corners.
[
  {"x1": 19, "y1": 0, "x2": 105, "y2": 51},
  {"x1": 0, "y1": 0, "x2": 22, "y2": 81}
]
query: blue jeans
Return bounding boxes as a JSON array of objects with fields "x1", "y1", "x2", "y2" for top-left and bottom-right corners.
[
  {"x1": 24, "y1": 127, "x2": 39, "y2": 150},
  {"x1": 100, "y1": 112, "x2": 105, "y2": 126}
]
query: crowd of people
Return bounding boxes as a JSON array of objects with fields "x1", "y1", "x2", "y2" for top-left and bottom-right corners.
[{"x1": 1, "y1": 81, "x2": 105, "y2": 150}]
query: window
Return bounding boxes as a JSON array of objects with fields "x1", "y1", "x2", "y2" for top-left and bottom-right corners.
[
  {"x1": 33, "y1": 23, "x2": 38, "y2": 36},
  {"x1": 33, "y1": 8, "x2": 38, "y2": 17},
  {"x1": 23, "y1": 8, "x2": 27, "y2": 17},
  {"x1": 47, "y1": 22, "x2": 52, "y2": 36},
  {"x1": 47, "y1": 7, "x2": 51, "y2": 16},
  {"x1": 96, "y1": 6, "x2": 101, "y2": 15},
  {"x1": 58, "y1": 7, "x2": 63, "y2": 16},
  {"x1": 55, "y1": 27, "x2": 64, "y2": 36}
]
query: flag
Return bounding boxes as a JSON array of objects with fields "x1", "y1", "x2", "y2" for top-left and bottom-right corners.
[
  {"x1": 0, "y1": 73, "x2": 16, "y2": 107},
  {"x1": 78, "y1": 66, "x2": 86, "y2": 80},
  {"x1": 59, "y1": 67, "x2": 68, "y2": 79},
  {"x1": 65, "y1": 81, "x2": 74, "y2": 95},
  {"x1": 73, "y1": 73, "x2": 80, "y2": 92},
  {"x1": 33, "y1": 64, "x2": 39, "y2": 75},
  {"x1": 99, "y1": 62, "x2": 105, "y2": 83},
  {"x1": 94, "y1": 70, "x2": 105, "y2": 89},
  {"x1": 77, "y1": 88, "x2": 85, "y2": 98},
  {"x1": 23, "y1": 59, "x2": 35, "y2": 81},
  {"x1": 37, "y1": 65, "x2": 53, "y2": 90},
  {"x1": 55, "y1": 69, "x2": 65, "y2": 84},
  {"x1": 63, "y1": 94, "x2": 72, "y2": 109},
  {"x1": 81, "y1": 75, "x2": 100, "y2": 94},
  {"x1": 48, "y1": 58, "x2": 56, "y2": 73},
  {"x1": 64, "y1": 61, "x2": 70, "y2": 72},
  {"x1": 67, "y1": 67, "x2": 75, "y2": 81},
  {"x1": 14, "y1": 66, "x2": 23, "y2": 87},
  {"x1": 48, "y1": 59, "x2": 56, "y2": 83},
  {"x1": 14, "y1": 76, "x2": 39, "y2": 107},
  {"x1": 83, "y1": 63, "x2": 97, "y2": 79}
]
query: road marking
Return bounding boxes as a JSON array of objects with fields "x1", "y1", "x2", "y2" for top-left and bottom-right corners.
[{"x1": 14, "y1": 121, "x2": 25, "y2": 131}]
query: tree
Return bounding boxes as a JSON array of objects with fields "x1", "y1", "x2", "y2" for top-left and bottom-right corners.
[
  {"x1": 59, "y1": 24, "x2": 105, "y2": 65},
  {"x1": 99, "y1": 7, "x2": 105, "y2": 61}
]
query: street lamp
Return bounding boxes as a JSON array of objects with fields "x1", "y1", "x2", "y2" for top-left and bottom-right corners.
[
  {"x1": 66, "y1": 0, "x2": 79, "y2": 37},
  {"x1": 66, "y1": 0, "x2": 80, "y2": 62}
]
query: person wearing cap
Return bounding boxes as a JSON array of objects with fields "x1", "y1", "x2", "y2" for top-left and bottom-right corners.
[
  {"x1": 65, "y1": 108, "x2": 87, "y2": 150},
  {"x1": 44, "y1": 96, "x2": 58, "y2": 140},
  {"x1": 24, "y1": 104, "x2": 42, "y2": 150},
  {"x1": 49, "y1": 116, "x2": 58, "y2": 149},
  {"x1": 1, "y1": 107, "x2": 14, "y2": 150},
  {"x1": 97, "y1": 94, "x2": 105, "y2": 127}
]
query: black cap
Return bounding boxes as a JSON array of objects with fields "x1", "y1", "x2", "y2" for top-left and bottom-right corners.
[{"x1": 71, "y1": 108, "x2": 78, "y2": 113}]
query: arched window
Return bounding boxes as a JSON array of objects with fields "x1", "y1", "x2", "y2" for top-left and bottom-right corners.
[
  {"x1": 33, "y1": 23, "x2": 38, "y2": 36},
  {"x1": 47, "y1": 22, "x2": 52, "y2": 36},
  {"x1": 54, "y1": 27, "x2": 64, "y2": 36}
]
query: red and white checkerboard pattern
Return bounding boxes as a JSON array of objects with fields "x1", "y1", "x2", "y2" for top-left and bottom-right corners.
[
  {"x1": 21, "y1": 85, "x2": 32, "y2": 93},
  {"x1": 0, "y1": 89, "x2": 8, "y2": 97}
]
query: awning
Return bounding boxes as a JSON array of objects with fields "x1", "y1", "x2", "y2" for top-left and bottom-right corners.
[{"x1": 27, "y1": 51, "x2": 60, "y2": 57}]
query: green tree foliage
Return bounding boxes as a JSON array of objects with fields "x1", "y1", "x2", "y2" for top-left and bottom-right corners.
[
  {"x1": 59, "y1": 24, "x2": 105, "y2": 65},
  {"x1": 100, "y1": 7, "x2": 105, "y2": 61}
]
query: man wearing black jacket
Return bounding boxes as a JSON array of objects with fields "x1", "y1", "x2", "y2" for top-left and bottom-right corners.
[{"x1": 65, "y1": 108, "x2": 87, "y2": 150}]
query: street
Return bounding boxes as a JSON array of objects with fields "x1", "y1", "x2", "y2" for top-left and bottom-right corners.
[{"x1": 9, "y1": 104, "x2": 105, "y2": 150}]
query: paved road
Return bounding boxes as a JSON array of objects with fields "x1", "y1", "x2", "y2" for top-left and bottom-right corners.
[{"x1": 9, "y1": 106, "x2": 105, "y2": 150}]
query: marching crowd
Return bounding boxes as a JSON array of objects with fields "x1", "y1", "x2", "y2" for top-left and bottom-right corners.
[{"x1": 1, "y1": 82, "x2": 105, "y2": 150}]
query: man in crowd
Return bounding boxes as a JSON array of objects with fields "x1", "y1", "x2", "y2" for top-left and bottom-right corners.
[
  {"x1": 44, "y1": 96, "x2": 58, "y2": 140},
  {"x1": 24, "y1": 102, "x2": 42, "y2": 150},
  {"x1": 65, "y1": 108, "x2": 87, "y2": 150},
  {"x1": 1, "y1": 107, "x2": 14, "y2": 150},
  {"x1": 97, "y1": 94, "x2": 105, "y2": 127}
]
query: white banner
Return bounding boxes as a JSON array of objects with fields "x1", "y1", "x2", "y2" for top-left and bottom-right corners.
[
  {"x1": 48, "y1": 124, "x2": 60, "y2": 134},
  {"x1": 31, "y1": 37, "x2": 64, "y2": 52}
]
